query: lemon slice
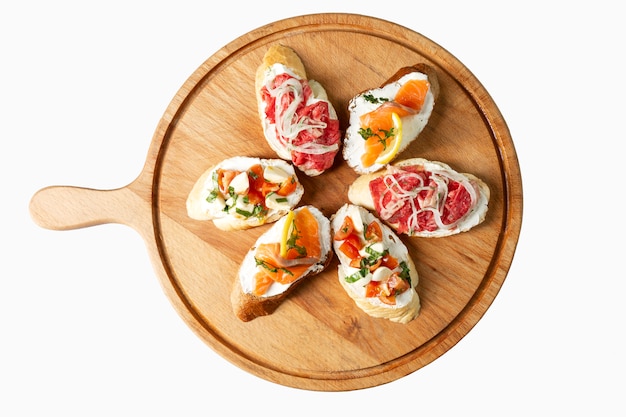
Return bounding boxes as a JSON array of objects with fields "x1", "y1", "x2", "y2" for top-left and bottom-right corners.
[
  {"x1": 280, "y1": 210, "x2": 295, "y2": 258},
  {"x1": 375, "y1": 112, "x2": 403, "y2": 165}
]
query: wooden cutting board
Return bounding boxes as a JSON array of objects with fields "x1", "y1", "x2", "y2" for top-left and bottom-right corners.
[{"x1": 29, "y1": 13, "x2": 523, "y2": 391}]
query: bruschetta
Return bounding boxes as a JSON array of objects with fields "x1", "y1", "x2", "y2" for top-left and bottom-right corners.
[
  {"x1": 231, "y1": 205, "x2": 333, "y2": 321},
  {"x1": 348, "y1": 158, "x2": 490, "y2": 237},
  {"x1": 331, "y1": 204, "x2": 420, "y2": 324},
  {"x1": 186, "y1": 156, "x2": 304, "y2": 231},
  {"x1": 343, "y1": 63, "x2": 439, "y2": 174},
  {"x1": 255, "y1": 44, "x2": 341, "y2": 176}
]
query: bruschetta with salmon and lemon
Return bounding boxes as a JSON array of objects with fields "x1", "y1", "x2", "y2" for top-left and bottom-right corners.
[
  {"x1": 186, "y1": 156, "x2": 304, "y2": 231},
  {"x1": 331, "y1": 204, "x2": 420, "y2": 324},
  {"x1": 348, "y1": 158, "x2": 490, "y2": 237},
  {"x1": 231, "y1": 205, "x2": 333, "y2": 321},
  {"x1": 255, "y1": 44, "x2": 341, "y2": 176},
  {"x1": 343, "y1": 64, "x2": 439, "y2": 174}
]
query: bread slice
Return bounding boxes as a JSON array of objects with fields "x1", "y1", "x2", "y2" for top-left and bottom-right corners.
[
  {"x1": 348, "y1": 158, "x2": 490, "y2": 237},
  {"x1": 231, "y1": 205, "x2": 333, "y2": 321},
  {"x1": 343, "y1": 63, "x2": 439, "y2": 175},
  {"x1": 255, "y1": 44, "x2": 341, "y2": 176},
  {"x1": 186, "y1": 156, "x2": 304, "y2": 231},
  {"x1": 331, "y1": 204, "x2": 420, "y2": 324}
]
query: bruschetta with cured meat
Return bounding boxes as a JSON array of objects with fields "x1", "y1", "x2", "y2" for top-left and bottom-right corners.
[
  {"x1": 348, "y1": 158, "x2": 490, "y2": 237},
  {"x1": 255, "y1": 44, "x2": 341, "y2": 176},
  {"x1": 343, "y1": 63, "x2": 439, "y2": 174},
  {"x1": 186, "y1": 156, "x2": 304, "y2": 231},
  {"x1": 331, "y1": 204, "x2": 420, "y2": 324},
  {"x1": 231, "y1": 205, "x2": 333, "y2": 321}
]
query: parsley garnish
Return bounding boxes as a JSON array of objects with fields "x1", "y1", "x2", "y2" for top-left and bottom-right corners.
[
  {"x1": 255, "y1": 258, "x2": 277, "y2": 273},
  {"x1": 358, "y1": 127, "x2": 396, "y2": 150},
  {"x1": 254, "y1": 258, "x2": 293, "y2": 276},
  {"x1": 398, "y1": 261, "x2": 412, "y2": 287},
  {"x1": 363, "y1": 94, "x2": 389, "y2": 104}
]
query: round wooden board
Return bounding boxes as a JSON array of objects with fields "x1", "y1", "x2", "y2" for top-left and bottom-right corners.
[{"x1": 31, "y1": 13, "x2": 523, "y2": 391}]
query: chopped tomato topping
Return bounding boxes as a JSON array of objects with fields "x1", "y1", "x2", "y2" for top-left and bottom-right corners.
[
  {"x1": 276, "y1": 176, "x2": 298, "y2": 196},
  {"x1": 339, "y1": 239, "x2": 360, "y2": 260},
  {"x1": 363, "y1": 271, "x2": 409, "y2": 305},
  {"x1": 365, "y1": 221, "x2": 383, "y2": 242},
  {"x1": 217, "y1": 169, "x2": 240, "y2": 194},
  {"x1": 260, "y1": 181, "x2": 280, "y2": 197},
  {"x1": 247, "y1": 164, "x2": 265, "y2": 191},
  {"x1": 381, "y1": 253, "x2": 399, "y2": 270},
  {"x1": 334, "y1": 216, "x2": 355, "y2": 241}
]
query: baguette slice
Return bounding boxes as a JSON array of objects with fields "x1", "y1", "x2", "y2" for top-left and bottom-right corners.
[
  {"x1": 231, "y1": 205, "x2": 333, "y2": 322},
  {"x1": 186, "y1": 156, "x2": 304, "y2": 231},
  {"x1": 255, "y1": 44, "x2": 341, "y2": 176},
  {"x1": 348, "y1": 158, "x2": 490, "y2": 237},
  {"x1": 330, "y1": 204, "x2": 420, "y2": 324},
  {"x1": 343, "y1": 63, "x2": 439, "y2": 175}
]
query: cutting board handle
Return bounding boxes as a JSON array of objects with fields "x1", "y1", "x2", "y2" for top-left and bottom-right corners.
[{"x1": 29, "y1": 184, "x2": 148, "y2": 232}]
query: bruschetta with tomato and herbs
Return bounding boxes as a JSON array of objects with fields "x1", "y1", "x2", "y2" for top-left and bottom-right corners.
[
  {"x1": 255, "y1": 44, "x2": 341, "y2": 176},
  {"x1": 348, "y1": 158, "x2": 490, "y2": 237},
  {"x1": 331, "y1": 204, "x2": 420, "y2": 324},
  {"x1": 186, "y1": 156, "x2": 304, "y2": 231},
  {"x1": 231, "y1": 205, "x2": 333, "y2": 321}
]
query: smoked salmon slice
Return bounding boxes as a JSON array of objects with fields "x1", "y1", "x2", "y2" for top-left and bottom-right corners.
[
  {"x1": 358, "y1": 79, "x2": 431, "y2": 168},
  {"x1": 252, "y1": 206, "x2": 322, "y2": 295}
]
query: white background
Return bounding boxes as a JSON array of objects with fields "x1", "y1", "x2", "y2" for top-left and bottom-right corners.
[{"x1": 2, "y1": 1, "x2": 624, "y2": 415}]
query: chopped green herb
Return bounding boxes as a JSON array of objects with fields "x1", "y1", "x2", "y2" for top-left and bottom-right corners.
[
  {"x1": 399, "y1": 261, "x2": 412, "y2": 287},
  {"x1": 363, "y1": 93, "x2": 389, "y2": 104},
  {"x1": 358, "y1": 127, "x2": 376, "y2": 140},
  {"x1": 284, "y1": 217, "x2": 307, "y2": 257},
  {"x1": 206, "y1": 190, "x2": 219, "y2": 203},
  {"x1": 255, "y1": 258, "x2": 277, "y2": 273},
  {"x1": 344, "y1": 271, "x2": 363, "y2": 283}
]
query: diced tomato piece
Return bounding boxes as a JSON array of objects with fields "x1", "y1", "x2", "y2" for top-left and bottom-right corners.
[
  {"x1": 381, "y1": 254, "x2": 398, "y2": 270},
  {"x1": 218, "y1": 169, "x2": 240, "y2": 194},
  {"x1": 365, "y1": 221, "x2": 383, "y2": 242},
  {"x1": 339, "y1": 240, "x2": 360, "y2": 260},
  {"x1": 260, "y1": 181, "x2": 280, "y2": 197},
  {"x1": 349, "y1": 256, "x2": 363, "y2": 269},
  {"x1": 378, "y1": 294, "x2": 397, "y2": 305},
  {"x1": 344, "y1": 233, "x2": 362, "y2": 251},
  {"x1": 246, "y1": 190, "x2": 264, "y2": 206},
  {"x1": 365, "y1": 281, "x2": 382, "y2": 298},
  {"x1": 387, "y1": 272, "x2": 410, "y2": 293},
  {"x1": 247, "y1": 165, "x2": 265, "y2": 193},
  {"x1": 276, "y1": 176, "x2": 297, "y2": 196},
  {"x1": 334, "y1": 216, "x2": 355, "y2": 241}
]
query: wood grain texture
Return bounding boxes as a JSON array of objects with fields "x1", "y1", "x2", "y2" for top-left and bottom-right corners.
[{"x1": 29, "y1": 13, "x2": 523, "y2": 391}]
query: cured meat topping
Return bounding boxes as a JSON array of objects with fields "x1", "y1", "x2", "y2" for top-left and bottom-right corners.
[
  {"x1": 369, "y1": 166, "x2": 476, "y2": 235},
  {"x1": 261, "y1": 73, "x2": 340, "y2": 173}
]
